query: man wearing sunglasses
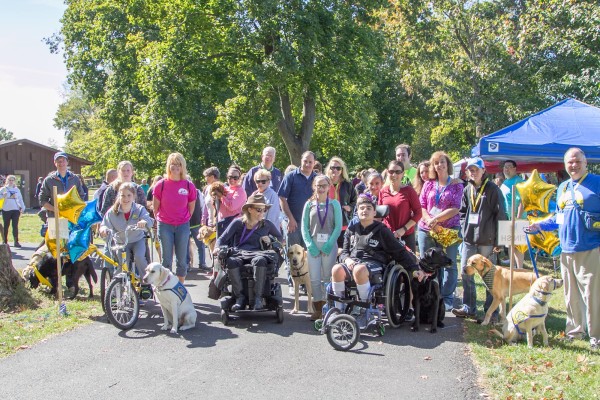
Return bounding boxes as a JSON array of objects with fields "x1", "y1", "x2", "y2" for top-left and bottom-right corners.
[{"x1": 242, "y1": 146, "x2": 282, "y2": 198}]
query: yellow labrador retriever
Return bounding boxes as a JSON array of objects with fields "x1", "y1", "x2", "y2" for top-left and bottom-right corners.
[
  {"x1": 465, "y1": 254, "x2": 538, "y2": 325},
  {"x1": 144, "y1": 262, "x2": 197, "y2": 333},
  {"x1": 492, "y1": 275, "x2": 564, "y2": 348},
  {"x1": 287, "y1": 244, "x2": 314, "y2": 315}
]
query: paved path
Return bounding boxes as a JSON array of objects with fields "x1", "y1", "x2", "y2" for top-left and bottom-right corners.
[{"x1": 1, "y1": 244, "x2": 482, "y2": 399}]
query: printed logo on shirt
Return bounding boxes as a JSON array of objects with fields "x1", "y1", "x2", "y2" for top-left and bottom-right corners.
[
  {"x1": 178, "y1": 188, "x2": 189, "y2": 196},
  {"x1": 368, "y1": 239, "x2": 379, "y2": 247}
]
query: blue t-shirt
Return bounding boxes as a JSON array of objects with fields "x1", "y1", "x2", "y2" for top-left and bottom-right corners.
[
  {"x1": 277, "y1": 168, "x2": 316, "y2": 222},
  {"x1": 540, "y1": 173, "x2": 600, "y2": 253},
  {"x1": 501, "y1": 175, "x2": 524, "y2": 218}
]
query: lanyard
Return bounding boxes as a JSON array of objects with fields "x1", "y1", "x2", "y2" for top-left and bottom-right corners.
[
  {"x1": 316, "y1": 197, "x2": 330, "y2": 228},
  {"x1": 435, "y1": 176, "x2": 451, "y2": 206},
  {"x1": 470, "y1": 178, "x2": 488, "y2": 213},
  {"x1": 238, "y1": 223, "x2": 259, "y2": 246}
]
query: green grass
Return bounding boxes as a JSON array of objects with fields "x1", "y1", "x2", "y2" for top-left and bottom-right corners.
[
  {"x1": 12, "y1": 213, "x2": 45, "y2": 244},
  {"x1": 464, "y1": 258, "x2": 600, "y2": 399},
  {"x1": 0, "y1": 286, "x2": 103, "y2": 358}
]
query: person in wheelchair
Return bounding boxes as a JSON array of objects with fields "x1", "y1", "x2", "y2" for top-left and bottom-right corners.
[
  {"x1": 331, "y1": 193, "x2": 421, "y2": 312},
  {"x1": 215, "y1": 193, "x2": 283, "y2": 311},
  {"x1": 99, "y1": 182, "x2": 154, "y2": 279}
]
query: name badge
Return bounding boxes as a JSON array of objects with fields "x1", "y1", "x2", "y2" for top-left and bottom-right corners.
[
  {"x1": 556, "y1": 213, "x2": 564, "y2": 225},
  {"x1": 468, "y1": 214, "x2": 480, "y2": 225},
  {"x1": 317, "y1": 233, "x2": 329, "y2": 243},
  {"x1": 430, "y1": 207, "x2": 441, "y2": 217}
]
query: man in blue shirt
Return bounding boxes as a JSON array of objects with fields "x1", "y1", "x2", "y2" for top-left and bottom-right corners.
[
  {"x1": 242, "y1": 146, "x2": 282, "y2": 197},
  {"x1": 531, "y1": 148, "x2": 600, "y2": 351}
]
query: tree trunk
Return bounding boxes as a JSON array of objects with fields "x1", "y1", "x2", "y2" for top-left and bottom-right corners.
[
  {"x1": 277, "y1": 87, "x2": 316, "y2": 165},
  {"x1": 0, "y1": 244, "x2": 33, "y2": 311}
]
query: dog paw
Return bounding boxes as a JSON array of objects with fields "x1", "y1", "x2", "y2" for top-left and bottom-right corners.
[
  {"x1": 170, "y1": 328, "x2": 178, "y2": 334},
  {"x1": 480, "y1": 320, "x2": 489, "y2": 326},
  {"x1": 161, "y1": 324, "x2": 171, "y2": 331},
  {"x1": 290, "y1": 309, "x2": 298, "y2": 314}
]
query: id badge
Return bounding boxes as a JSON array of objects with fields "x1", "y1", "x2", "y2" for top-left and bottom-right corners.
[
  {"x1": 556, "y1": 213, "x2": 564, "y2": 225},
  {"x1": 468, "y1": 214, "x2": 480, "y2": 225},
  {"x1": 317, "y1": 233, "x2": 329, "y2": 243},
  {"x1": 430, "y1": 207, "x2": 441, "y2": 217}
]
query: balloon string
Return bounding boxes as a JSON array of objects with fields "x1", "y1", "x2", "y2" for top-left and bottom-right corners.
[{"x1": 524, "y1": 229, "x2": 540, "y2": 279}]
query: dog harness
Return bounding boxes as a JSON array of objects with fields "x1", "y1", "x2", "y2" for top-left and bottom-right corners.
[
  {"x1": 511, "y1": 288, "x2": 554, "y2": 335},
  {"x1": 157, "y1": 275, "x2": 188, "y2": 303},
  {"x1": 202, "y1": 230, "x2": 216, "y2": 246},
  {"x1": 480, "y1": 263, "x2": 496, "y2": 292},
  {"x1": 291, "y1": 267, "x2": 308, "y2": 278}
]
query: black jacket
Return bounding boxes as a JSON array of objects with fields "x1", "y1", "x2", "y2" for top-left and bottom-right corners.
[
  {"x1": 340, "y1": 220, "x2": 418, "y2": 273},
  {"x1": 334, "y1": 180, "x2": 357, "y2": 227},
  {"x1": 460, "y1": 179, "x2": 507, "y2": 246}
]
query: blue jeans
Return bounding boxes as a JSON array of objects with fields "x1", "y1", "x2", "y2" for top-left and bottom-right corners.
[
  {"x1": 158, "y1": 221, "x2": 190, "y2": 277},
  {"x1": 189, "y1": 226, "x2": 206, "y2": 267},
  {"x1": 460, "y1": 243, "x2": 496, "y2": 315},
  {"x1": 418, "y1": 227, "x2": 459, "y2": 310}
]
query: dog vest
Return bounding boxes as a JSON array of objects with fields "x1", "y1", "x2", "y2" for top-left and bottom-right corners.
[
  {"x1": 158, "y1": 276, "x2": 188, "y2": 303},
  {"x1": 481, "y1": 264, "x2": 496, "y2": 292},
  {"x1": 511, "y1": 309, "x2": 547, "y2": 336}
]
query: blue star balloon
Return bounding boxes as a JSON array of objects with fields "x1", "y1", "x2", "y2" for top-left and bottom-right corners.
[
  {"x1": 76, "y1": 199, "x2": 103, "y2": 229},
  {"x1": 68, "y1": 226, "x2": 92, "y2": 262}
]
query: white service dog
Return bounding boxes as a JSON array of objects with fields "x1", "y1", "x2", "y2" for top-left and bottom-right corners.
[{"x1": 144, "y1": 262, "x2": 197, "y2": 333}]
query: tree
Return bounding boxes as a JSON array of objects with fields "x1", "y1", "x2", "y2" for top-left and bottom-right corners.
[{"x1": 0, "y1": 127, "x2": 15, "y2": 141}]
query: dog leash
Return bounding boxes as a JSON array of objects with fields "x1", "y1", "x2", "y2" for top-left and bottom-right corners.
[{"x1": 523, "y1": 228, "x2": 541, "y2": 279}]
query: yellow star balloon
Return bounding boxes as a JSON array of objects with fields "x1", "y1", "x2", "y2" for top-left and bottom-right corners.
[
  {"x1": 527, "y1": 214, "x2": 561, "y2": 257},
  {"x1": 45, "y1": 229, "x2": 67, "y2": 258},
  {"x1": 516, "y1": 170, "x2": 556, "y2": 213},
  {"x1": 57, "y1": 186, "x2": 86, "y2": 224}
]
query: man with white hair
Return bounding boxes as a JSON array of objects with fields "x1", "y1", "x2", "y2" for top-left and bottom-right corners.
[
  {"x1": 242, "y1": 146, "x2": 282, "y2": 197},
  {"x1": 531, "y1": 148, "x2": 600, "y2": 351}
]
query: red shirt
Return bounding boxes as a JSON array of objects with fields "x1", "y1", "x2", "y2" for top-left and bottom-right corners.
[{"x1": 378, "y1": 185, "x2": 422, "y2": 235}]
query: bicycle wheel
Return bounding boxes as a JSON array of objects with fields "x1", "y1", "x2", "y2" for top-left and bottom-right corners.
[
  {"x1": 100, "y1": 267, "x2": 114, "y2": 312},
  {"x1": 104, "y1": 277, "x2": 139, "y2": 330}
]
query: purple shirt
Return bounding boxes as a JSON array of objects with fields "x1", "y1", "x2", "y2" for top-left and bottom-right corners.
[{"x1": 418, "y1": 179, "x2": 463, "y2": 231}]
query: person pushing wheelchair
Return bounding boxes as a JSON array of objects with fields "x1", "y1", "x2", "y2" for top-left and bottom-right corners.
[
  {"x1": 331, "y1": 194, "x2": 421, "y2": 312},
  {"x1": 215, "y1": 193, "x2": 283, "y2": 312}
]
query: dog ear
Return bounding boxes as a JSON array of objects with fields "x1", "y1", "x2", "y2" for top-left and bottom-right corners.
[{"x1": 482, "y1": 256, "x2": 493, "y2": 270}]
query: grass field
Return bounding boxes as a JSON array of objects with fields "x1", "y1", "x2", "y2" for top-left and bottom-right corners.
[{"x1": 12, "y1": 213, "x2": 45, "y2": 244}]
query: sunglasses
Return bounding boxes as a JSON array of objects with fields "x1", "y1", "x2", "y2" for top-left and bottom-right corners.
[
  {"x1": 329, "y1": 166, "x2": 342, "y2": 171},
  {"x1": 316, "y1": 184, "x2": 329, "y2": 189},
  {"x1": 255, "y1": 179, "x2": 269, "y2": 184},
  {"x1": 227, "y1": 175, "x2": 240, "y2": 180},
  {"x1": 253, "y1": 207, "x2": 266, "y2": 213},
  {"x1": 388, "y1": 169, "x2": 404, "y2": 175}
]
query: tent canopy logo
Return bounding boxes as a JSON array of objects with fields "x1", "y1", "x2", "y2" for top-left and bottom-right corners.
[{"x1": 488, "y1": 142, "x2": 499, "y2": 152}]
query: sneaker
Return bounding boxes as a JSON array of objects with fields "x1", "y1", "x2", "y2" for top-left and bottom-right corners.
[
  {"x1": 405, "y1": 308, "x2": 414, "y2": 322},
  {"x1": 14, "y1": 242, "x2": 21, "y2": 248},
  {"x1": 198, "y1": 264, "x2": 211, "y2": 272},
  {"x1": 451, "y1": 306, "x2": 476, "y2": 318}
]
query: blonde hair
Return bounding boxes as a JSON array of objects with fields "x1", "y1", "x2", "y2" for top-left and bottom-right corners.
[
  {"x1": 325, "y1": 156, "x2": 349, "y2": 182},
  {"x1": 166, "y1": 153, "x2": 188, "y2": 180},
  {"x1": 112, "y1": 182, "x2": 137, "y2": 214},
  {"x1": 428, "y1": 151, "x2": 452, "y2": 180},
  {"x1": 4, "y1": 175, "x2": 16, "y2": 187},
  {"x1": 110, "y1": 160, "x2": 135, "y2": 191},
  {"x1": 254, "y1": 168, "x2": 272, "y2": 181},
  {"x1": 311, "y1": 175, "x2": 331, "y2": 201}
]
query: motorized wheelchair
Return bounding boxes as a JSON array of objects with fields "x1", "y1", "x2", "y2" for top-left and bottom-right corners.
[
  {"x1": 215, "y1": 238, "x2": 285, "y2": 325},
  {"x1": 315, "y1": 205, "x2": 412, "y2": 351}
]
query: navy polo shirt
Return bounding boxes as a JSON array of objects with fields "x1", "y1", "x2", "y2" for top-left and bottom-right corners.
[
  {"x1": 278, "y1": 168, "x2": 316, "y2": 222},
  {"x1": 242, "y1": 164, "x2": 283, "y2": 197}
]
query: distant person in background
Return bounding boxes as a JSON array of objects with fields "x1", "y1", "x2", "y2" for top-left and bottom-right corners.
[
  {"x1": 500, "y1": 159, "x2": 525, "y2": 268},
  {"x1": 140, "y1": 178, "x2": 150, "y2": 195},
  {"x1": 413, "y1": 161, "x2": 431, "y2": 196},
  {"x1": 493, "y1": 172, "x2": 504, "y2": 187},
  {"x1": 1, "y1": 175, "x2": 25, "y2": 247},
  {"x1": 34, "y1": 177, "x2": 43, "y2": 204},
  {"x1": 94, "y1": 168, "x2": 118, "y2": 212},
  {"x1": 313, "y1": 161, "x2": 323, "y2": 175},
  {"x1": 396, "y1": 144, "x2": 417, "y2": 185},
  {"x1": 100, "y1": 161, "x2": 146, "y2": 216},
  {"x1": 201, "y1": 166, "x2": 220, "y2": 227},
  {"x1": 76, "y1": 174, "x2": 89, "y2": 200},
  {"x1": 242, "y1": 146, "x2": 282, "y2": 197}
]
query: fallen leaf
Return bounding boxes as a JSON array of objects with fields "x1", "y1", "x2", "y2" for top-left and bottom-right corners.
[
  {"x1": 515, "y1": 393, "x2": 523, "y2": 399},
  {"x1": 580, "y1": 365, "x2": 589, "y2": 373},
  {"x1": 576, "y1": 354, "x2": 588, "y2": 363},
  {"x1": 18, "y1": 345, "x2": 30, "y2": 350},
  {"x1": 544, "y1": 361, "x2": 553, "y2": 368},
  {"x1": 531, "y1": 381, "x2": 537, "y2": 392},
  {"x1": 544, "y1": 385, "x2": 554, "y2": 392},
  {"x1": 424, "y1": 356, "x2": 432, "y2": 361},
  {"x1": 565, "y1": 374, "x2": 572, "y2": 382}
]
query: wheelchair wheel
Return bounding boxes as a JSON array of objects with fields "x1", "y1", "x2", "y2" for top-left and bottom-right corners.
[
  {"x1": 276, "y1": 306, "x2": 284, "y2": 323},
  {"x1": 314, "y1": 319, "x2": 323, "y2": 331},
  {"x1": 104, "y1": 277, "x2": 139, "y2": 330},
  {"x1": 100, "y1": 267, "x2": 114, "y2": 313},
  {"x1": 221, "y1": 309, "x2": 230, "y2": 326},
  {"x1": 385, "y1": 264, "x2": 410, "y2": 328},
  {"x1": 326, "y1": 314, "x2": 359, "y2": 351}
]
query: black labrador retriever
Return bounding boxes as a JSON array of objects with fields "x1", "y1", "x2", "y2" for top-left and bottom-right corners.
[
  {"x1": 27, "y1": 255, "x2": 97, "y2": 299},
  {"x1": 411, "y1": 247, "x2": 452, "y2": 333}
]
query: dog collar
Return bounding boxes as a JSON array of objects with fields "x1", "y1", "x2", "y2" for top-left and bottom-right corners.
[
  {"x1": 33, "y1": 266, "x2": 53, "y2": 288},
  {"x1": 531, "y1": 296, "x2": 548, "y2": 307},
  {"x1": 157, "y1": 274, "x2": 171, "y2": 289},
  {"x1": 291, "y1": 268, "x2": 309, "y2": 278}
]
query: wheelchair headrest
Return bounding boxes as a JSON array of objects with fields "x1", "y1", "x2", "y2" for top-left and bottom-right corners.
[
  {"x1": 375, "y1": 205, "x2": 389, "y2": 219},
  {"x1": 418, "y1": 247, "x2": 452, "y2": 274}
]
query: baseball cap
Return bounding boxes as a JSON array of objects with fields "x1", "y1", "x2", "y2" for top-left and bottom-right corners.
[
  {"x1": 54, "y1": 151, "x2": 68, "y2": 161},
  {"x1": 466, "y1": 157, "x2": 485, "y2": 170}
]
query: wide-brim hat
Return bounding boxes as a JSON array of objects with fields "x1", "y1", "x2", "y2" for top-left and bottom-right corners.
[{"x1": 242, "y1": 192, "x2": 272, "y2": 212}]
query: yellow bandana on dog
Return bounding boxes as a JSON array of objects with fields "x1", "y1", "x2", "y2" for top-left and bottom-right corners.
[{"x1": 202, "y1": 230, "x2": 216, "y2": 246}]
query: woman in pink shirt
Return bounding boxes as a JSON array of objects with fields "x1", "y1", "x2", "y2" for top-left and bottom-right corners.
[
  {"x1": 153, "y1": 153, "x2": 197, "y2": 283},
  {"x1": 378, "y1": 160, "x2": 422, "y2": 252},
  {"x1": 213, "y1": 165, "x2": 247, "y2": 235}
]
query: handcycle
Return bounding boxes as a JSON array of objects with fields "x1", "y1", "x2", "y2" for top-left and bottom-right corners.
[{"x1": 87, "y1": 226, "x2": 154, "y2": 330}]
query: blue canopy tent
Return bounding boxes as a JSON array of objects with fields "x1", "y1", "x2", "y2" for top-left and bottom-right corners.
[{"x1": 472, "y1": 98, "x2": 600, "y2": 166}]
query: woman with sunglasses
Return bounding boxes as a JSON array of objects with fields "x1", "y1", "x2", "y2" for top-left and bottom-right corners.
[
  {"x1": 153, "y1": 153, "x2": 197, "y2": 283},
  {"x1": 325, "y1": 156, "x2": 357, "y2": 246},
  {"x1": 417, "y1": 151, "x2": 463, "y2": 311},
  {"x1": 215, "y1": 193, "x2": 282, "y2": 311},
  {"x1": 1, "y1": 175, "x2": 25, "y2": 247},
  {"x1": 301, "y1": 175, "x2": 342, "y2": 320},
  {"x1": 378, "y1": 160, "x2": 422, "y2": 252},
  {"x1": 253, "y1": 168, "x2": 281, "y2": 232},
  {"x1": 212, "y1": 165, "x2": 247, "y2": 234}
]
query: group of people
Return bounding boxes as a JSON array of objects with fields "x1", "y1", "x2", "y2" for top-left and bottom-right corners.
[{"x1": 27, "y1": 143, "x2": 600, "y2": 351}]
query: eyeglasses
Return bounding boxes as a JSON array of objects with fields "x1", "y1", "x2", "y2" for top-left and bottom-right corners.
[
  {"x1": 227, "y1": 175, "x2": 240, "y2": 180},
  {"x1": 316, "y1": 184, "x2": 329, "y2": 189},
  {"x1": 8, "y1": 178, "x2": 15, "y2": 181},
  {"x1": 330, "y1": 166, "x2": 342, "y2": 171},
  {"x1": 255, "y1": 179, "x2": 269, "y2": 184},
  {"x1": 252, "y1": 208, "x2": 265, "y2": 213},
  {"x1": 388, "y1": 169, "x2": 404, "y2": 175}
]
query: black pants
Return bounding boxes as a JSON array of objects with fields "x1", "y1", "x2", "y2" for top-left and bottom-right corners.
[{"x1": 2, "y1": 209, "x2": 20, "y2": 243}]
